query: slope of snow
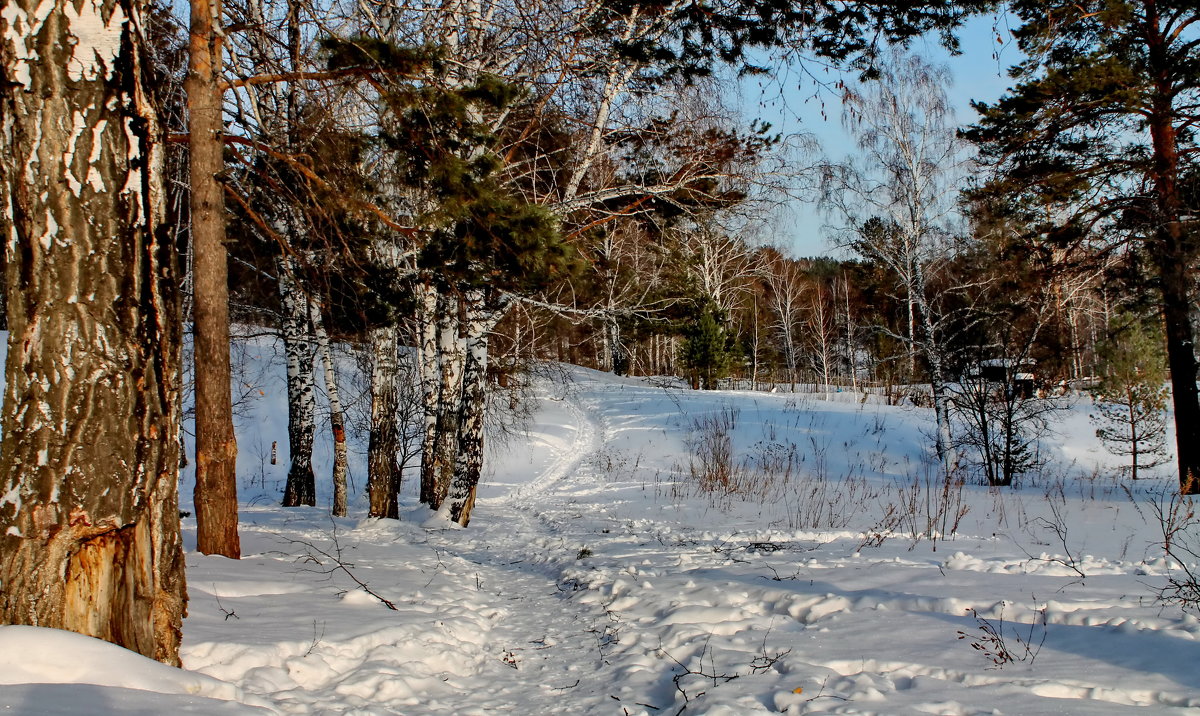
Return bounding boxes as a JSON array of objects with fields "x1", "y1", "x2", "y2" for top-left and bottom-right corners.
[{"x1": 4, "y1": 345, "x2": 1200, "y2": 715}]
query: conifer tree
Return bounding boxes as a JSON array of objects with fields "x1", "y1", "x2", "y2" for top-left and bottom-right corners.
[
  {"x1": 1092, "y1": 315, "x2": 1170, "y2": 480},
  {"x1": 189, "y1": 0, "x2": 240, "y2": 556},
  {"x1": 323, "y1": 38, "x2": 575, "y2": 524},
  {"x1": 964, "y1": 0, "x2": 1200, "y2": 493},
  {"x1": 681, "y1": 304, "x2": 735, "y2": 390}
]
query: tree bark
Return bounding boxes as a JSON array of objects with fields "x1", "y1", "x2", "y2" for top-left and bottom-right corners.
[
  {"x1": 311, "y1": 300, "x2": 349, "y2": 516},
  {"x1": 1156, "y1": 228, "x2": 1200, "y2": 492},
  {"x1": 367, "y1": 324, "x2": 400, "y2": 518},
  {"x1": 188, "y1": 0, "x2": 240, "y2": 557},
  {"x1": 417, "y1": 281, "x2": 440, "y2": 505},
  {"x1": 916, "y1": 276, "x2": 957, "y2": 475},
  {"x1": 443, "y1": 290, "x2": 505, "y2": 527},
  {"x1": 1147, "y1": 67, "x2": 1200, "y2": 493},
  {"x1": 431, "y1": 292, "x2": 464, "y2": 509},
  {"x1": 278, "y1": 256, "x2": 317, "y2": 507},
  {"x1": 0, "y1": 0, "x2": 187, "y2": 661}
]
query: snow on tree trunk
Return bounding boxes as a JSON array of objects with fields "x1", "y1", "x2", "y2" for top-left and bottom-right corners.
[
  {"x1": 367, "y1": 324, "x2": 400, "y2": 519},
  {"x1": 417, "y1": 281, "x2": 440, "y2": 505},
  {"x1": 278, "y1": 255, "x2": 317, "y2": 507},
  {"x1": 188, "y1": 0, "x2": 239, "y2": 558},
  {"x1": 311, "y1": 300, "x2": 349, "y2": 516},
  {"x1": 0, "y1": 0, "x2": 186, "y2": 662},
  {"x1": 443, "y1": 290, "x2": 505, "y2": 527},
  {"x1": 431, "y1": 291, "x2": 465, "y2": 509}
]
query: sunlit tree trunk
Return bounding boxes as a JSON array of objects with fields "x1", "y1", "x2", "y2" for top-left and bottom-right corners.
[
  {"x1": 443, "y1": 290, "x2": 507, "y2": 526},
  {"x1": 367, "y1": 324, "x2": 400, "y2": 518},
  {"x1": 0, "y1": 0, "x2": 187, "y2": 661},
  {"x1": 1149, "y1": 99, "x2": 1200, "y2": 494},
  {"x1": 431, "y1": 292, "x2": 465, "y2": 508},
  {"x1": 278, "y1": 255, "x2": 317, "y2": 507},
  {"x1": 311, "y1": 300, "x2": 349, "y2": 516},
  {"x1": 188, "y1": 0, "x2": 240, "y2": 557},
  {"x1": 417, "y1": 281, "x2": 440, "y2": 505},
  {"x1": 914, "y1": 261, "x2": 956, "y2": 473}
]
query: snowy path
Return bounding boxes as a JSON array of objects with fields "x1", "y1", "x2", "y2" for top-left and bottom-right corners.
[{"x1": 180, "y1": 380, "x2": 644, "y2": 715}]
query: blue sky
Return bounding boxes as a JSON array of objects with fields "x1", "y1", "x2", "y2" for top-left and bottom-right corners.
[{"x1": 746, "y1": 12, "x2": 1022, "y2": 257}]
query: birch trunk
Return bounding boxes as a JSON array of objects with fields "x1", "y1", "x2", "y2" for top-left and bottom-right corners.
[
  {"x1": 916, "y1": 280, "x2": 956, "y2": 474},
  {"x1": 0, "y1": 0, "x2": 186, "y2": 661},
  {"x1": 278, "y1": 256, "x2": 317, "y2": 507},
  {"x1": 311, "y1": 300, "x2": 349, "y2": 516},
  {"x1": 603, "y1": 317, "x2": 625, "y2": 374},
  {"x1": 417, "y1": 281, "x2": 440, "y2": 505},
  {"x1": 843, "y1": 275, "x2": 858, "y2": 392},
  {"x1": 367, "y1": 324, "x2": 400, "y2": 518},
  {"x1": 443, "y1": 290, "x2": 504, "y2": 526},
  {"x1": 431, "y1": 292, "x2": 465, "y2": 509}
]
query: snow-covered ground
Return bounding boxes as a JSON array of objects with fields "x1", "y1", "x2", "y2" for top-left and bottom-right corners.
[{"x1": 3, "y1": 340, "x2": 1200, "y2": 715}]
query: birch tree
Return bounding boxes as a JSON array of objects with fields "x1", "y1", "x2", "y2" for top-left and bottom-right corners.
[
  {"x1": 330, "y1": 0, "x2": 987, "y2": 525},
  {"x1": 221, "y1": 0, "x2": 387, "y2": 513},
  {"x1": 0, "y1": 0, "x2": 186, "y2": 660},
  {"x1": 223, "y1": 0, "x2": 319, "y2": 509},
  {"x1": 312, "y1": 301, "x2": 351, "y2": 515},
  {"x1": 824, "y1": 51, "x2": 968, "y2": 472},
  {"x1": 759, "y1": 249, "x2": 806, "y2": 388},
  {"x1": 804, "y1": 280, "x2": 840, "y2": 395}
]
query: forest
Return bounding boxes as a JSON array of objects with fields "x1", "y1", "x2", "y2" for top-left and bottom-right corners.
[{"x1": 2, "y1": 0, "x2": 1200, "y2": 701}]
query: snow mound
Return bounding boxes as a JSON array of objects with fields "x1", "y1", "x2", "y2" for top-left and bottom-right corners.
[{"x1": 0, "y1": 625, "x2": 270, "y2": 714}]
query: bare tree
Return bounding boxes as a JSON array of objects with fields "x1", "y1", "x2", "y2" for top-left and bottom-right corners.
[
  {"x1": 312, "y1": 300, "x2": 351, "y2": 515},
  {"x1": 759, "y1": 249, "x2": 806, "y2": 388},
  {"x1": 951, "y1": 297, "x2": 1059, "y2": 487},
  {"x1": 823, "y1": 50, "x2": 969, "y2": 472},
  {"x1": 804, "y1": 280, "x2": 840, "y2": 396}
]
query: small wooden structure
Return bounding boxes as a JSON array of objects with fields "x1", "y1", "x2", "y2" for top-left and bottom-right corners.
[{"x1": 973, "y1": 358, "x2": 1038, "y2": 399}]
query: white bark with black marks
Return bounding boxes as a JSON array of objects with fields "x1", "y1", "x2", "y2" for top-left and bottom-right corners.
[
  {"x1": 442, "y1": 289, "x2": 507, "y2": 526},
  {"x1": 278, "y1": 255, "x2": 317, "y2": 507},
  {"x1": 431, "y1": 291, "x2": 465, "y2": 509},
  {"x1": 311, "y1": 299, "x2": 349, "y2": 516},
  {"x1": 417, "y1": 281, "x2": 440, "y2": 505}
]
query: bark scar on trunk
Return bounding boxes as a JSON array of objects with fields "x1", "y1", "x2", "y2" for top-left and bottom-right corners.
[{"x1": 62, "y1": 521, "x2": 156, "y2": 656}]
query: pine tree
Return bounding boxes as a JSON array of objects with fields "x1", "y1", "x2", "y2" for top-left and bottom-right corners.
[
  {"x1": 189, "y1": 0, "x2": 240, "y2": 557},
  {"x1": 323, "y1": 38, "x2": 575, "y2": 525},
  {"x1": 964, "y1": 1, "x2": 1200, "y2": 493},
  {"x1": 1092, "y1": 315, "x2": 1170, "y2": 480},
  {"x1": 681, "y1": 305, "x2": 735, "y2": 390}
]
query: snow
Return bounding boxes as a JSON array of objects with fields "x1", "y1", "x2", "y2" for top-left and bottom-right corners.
[
  {"x1": 3, "y1": 340, "x2": 1200, "y2": 714},
  {"x1": 0, "y1": 625, "x2": 272, "y2": 714}
]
